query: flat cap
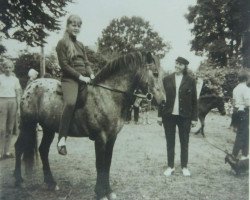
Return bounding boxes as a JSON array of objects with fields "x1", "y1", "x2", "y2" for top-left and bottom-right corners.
[{"x1": 176, "y1": 57, "x2": 189, "y2": 66}]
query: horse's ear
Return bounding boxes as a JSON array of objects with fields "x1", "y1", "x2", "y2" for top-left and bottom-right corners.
[{"x1": 146, "y1": 52, "x2": 155, "y2": 64}]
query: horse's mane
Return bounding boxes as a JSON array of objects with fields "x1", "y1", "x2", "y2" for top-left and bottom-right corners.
[{"x1": 93, "y1": 51, "x2": 145, "y2": 83}]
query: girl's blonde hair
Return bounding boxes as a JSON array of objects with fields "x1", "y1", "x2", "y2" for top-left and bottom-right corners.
[
  {"x1": 63, "y1": 15, "x2": 82, "y2": 60},
  {"x1": 3, "y1": 59, "x2": 14, "y2": 69}
]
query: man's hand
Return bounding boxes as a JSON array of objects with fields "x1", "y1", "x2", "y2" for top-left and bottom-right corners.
[
  {"x1": 90, "y1": 74, "x2": 95, "y2": 80},
  {"x1": 157, "y1": 117, "x2": 163, "y2": 126}
]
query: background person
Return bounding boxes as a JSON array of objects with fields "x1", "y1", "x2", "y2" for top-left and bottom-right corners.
[
  {"x1": 231, "y1": 71, "x2": 249, "y2": 160},
  {"x1": 140, "y1": 98, "x2": 151, "y2": 125},
  {"x1": 133, "y1": 89, "x2": 143, "y2": 124},
  {"x1": 0, "y1": 60, "x2": 21, "y2": 159},
  {"x1": 27, "y1": 68, "x2": 39, "y2": 86},
  {"x1": 158, "y1": 56, "x2": 198, "y2": 177},
  {"x1": 125, "y1": 89, "x2": 143, "y2": 124},
  {"x1": 56, "y1": 15, "x2": 95, "y2": 155}
]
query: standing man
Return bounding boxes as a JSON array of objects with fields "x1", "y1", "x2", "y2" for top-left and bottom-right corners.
[
  {"x1": 158, "y1": 57, "x2": 198, "y2": 177},
  {"x1": 0, "y1": 60, "x2": 21, "y2": 159}
]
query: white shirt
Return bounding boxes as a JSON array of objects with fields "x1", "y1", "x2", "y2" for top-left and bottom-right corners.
[
  {"x1": 233, "y1": 82, "x2": 250, "y2": 110},
  {"x1": 0, "y1": 74, "x2": 21, "y2": 97},
  {"x1": 172, "y1": 74, "x2": 183, "y2": 115}
]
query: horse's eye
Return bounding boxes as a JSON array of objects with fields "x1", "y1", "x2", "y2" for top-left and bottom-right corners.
[{"x1": 153, "y1": 72, "x2": 159, "y2": 78}]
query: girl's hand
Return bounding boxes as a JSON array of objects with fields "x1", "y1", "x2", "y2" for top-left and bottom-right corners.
[
  {"x1": 90, "y1": 74, "x2": 95, "y2": 80},
  {"x1": 79, "y1": 75, "x2": 91, "y2": 83}
]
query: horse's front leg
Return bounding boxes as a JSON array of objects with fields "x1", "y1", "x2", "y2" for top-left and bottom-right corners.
[
  {"x1": 94, "y1": 135, "x2": 117, "y2": 200},
  {"x1": 104, "y1": 136, "x2": 117, "y2": 200},
  {"x1": 38, "y1": 128, "x2": 58, "y2": 190}
]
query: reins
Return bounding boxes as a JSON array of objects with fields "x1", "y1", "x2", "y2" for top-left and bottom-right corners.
[
  {"x1": 90, "y1": 82, "x2": 129, "y2": 95},
  {"x1": 202, "y1": 137, "x2": 229, "y2": 155},
  {"x1": 88, "y1": 61, "x2": 158, "y2": 101},
  {"x1": 89, "y1": 82, "x2": 153, "y2": 101}
]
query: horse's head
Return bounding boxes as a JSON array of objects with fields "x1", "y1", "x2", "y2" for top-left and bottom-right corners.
[
  {"x1": 135, "y1": 52, "x2": 165, "y2": 105},
  {"x1": 93, "y1": 51, "x2": 165, "y2": 105},
  {"x1": 216, "y1": 96, "x2": 226, "y2": 115}
]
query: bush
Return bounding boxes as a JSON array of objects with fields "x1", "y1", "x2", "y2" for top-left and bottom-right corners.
[{"x1": 197, "y1": 60, "x2": 241, "y2": 99}]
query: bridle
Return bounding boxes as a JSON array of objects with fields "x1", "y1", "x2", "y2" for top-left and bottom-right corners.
[{"x1": 89, "y1": 62, "x2": 158, "y2": 101}]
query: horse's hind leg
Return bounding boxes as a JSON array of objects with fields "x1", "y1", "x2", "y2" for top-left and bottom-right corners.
[
  {"x1": 38, "y1": 127, "x2": 58, "y2": 190},
  {"x1": 14, "y1": 135, "x2": 25, "y2": 186},
  {"x1": 200, "y1": 117, "x2": 206, "y2": 137},
  {"x1": 195, "y1": 120, "x2": 202, "y2": 135},
  {"x1": 201, "y1": 124, "x2": 205, "y2": 137},
  {"x1": 14, "y1": 122, "x2": 37, "y2": 187}
]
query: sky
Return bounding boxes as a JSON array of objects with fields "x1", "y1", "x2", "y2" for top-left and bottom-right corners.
[{"x1": 2, "y1": 0, "x2": 204, "y2": 72}]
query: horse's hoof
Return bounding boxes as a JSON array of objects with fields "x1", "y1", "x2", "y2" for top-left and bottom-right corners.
[
  {"x1": 45, "y1": 182, "x2": 59, "y2": 191},
  {"x1": 15, "y1": 181, "x2": 25, "y2": 188},
  {"x1": 107, "y1": 192, "x2": 117, "y2": 200},
  {"x1": 99, "y1": 197, "x2": 108, "y2": 200},
  {"x1": 54, "y1": 185, "x2": 60, "y2": 191}
]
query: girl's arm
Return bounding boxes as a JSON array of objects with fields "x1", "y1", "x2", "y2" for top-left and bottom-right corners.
[{"x1": 56, "y1": 40, "x2": 82, "y2": 80}]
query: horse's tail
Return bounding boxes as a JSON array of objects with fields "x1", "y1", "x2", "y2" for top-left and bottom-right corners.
[{"x1": 19, "y1": 116, "x2": 38, "y2": 172}]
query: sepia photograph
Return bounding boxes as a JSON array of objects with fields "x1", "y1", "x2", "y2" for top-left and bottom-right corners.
[{"x1": 0, "y1": 0, "x2": 249, "y2": 199}]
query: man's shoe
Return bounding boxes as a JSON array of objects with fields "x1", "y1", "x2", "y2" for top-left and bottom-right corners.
[
  {"x1": 163, "y1": 167, "x2": 175, "y2": 177},
  {"x1": 240, "y1": 155, "x2": 248, "y2": 160},
  {"x1": 182, "y1": 168, "x2": 191, "y2": 176},
  {"x1": 57, "y1": 145, "x2": 67, "y2": 155}
]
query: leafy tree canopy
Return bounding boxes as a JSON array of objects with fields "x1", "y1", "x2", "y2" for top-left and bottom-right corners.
[
  {"x1": 185, "y1": 0, "x2": 249, "y2": 67},
  {"x1": 0, "y1": 0, "x2": 73, "y2": 46},
  {"x1": 14, "y1": 50, "x2": 62, "y2": 87},
  {"x1": 98, "y1": 16, "x2": 171, "y2": 59},
  {"x1": 0, "y1": 44, "x2": 6, "y2": 55}
]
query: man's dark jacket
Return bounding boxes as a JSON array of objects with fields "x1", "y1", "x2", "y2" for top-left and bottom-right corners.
[{"x1": 159, "y1": 73, "x2": 198, "y2": 121}]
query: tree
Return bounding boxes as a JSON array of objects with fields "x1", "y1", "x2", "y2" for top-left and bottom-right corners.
[
  {"x1": 98, "y1": 16, "x2": 171, "y2": 59},
  {"x1": 0, "y1": 44, "x2": 6, "y2": 55},
  {"x1": 0, "y1": 0, "x2": 73, "y2": 46},
  {"x1": 14, "y1": 46, "x2": 107, "y2": 88},
  {"x1": 14, "y1": 51, "x2": 61, "y2": 88},
  {"x1": 185, "y1": 0, "x2": 249, "y2": 67},
  {"x1": 197, "y1": 60, "x2": 241, "y2": 98},
  {"x1": 85, "y1": 47, "x2": 107, "y2": 73}
]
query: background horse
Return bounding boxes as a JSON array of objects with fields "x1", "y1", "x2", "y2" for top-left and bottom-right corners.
[
  {"x1": 195, "y1": 94, "x2": 226, "y2": 137},
  {"x1": 14, "y1": 51, "x2": 165, "y2": 200}
]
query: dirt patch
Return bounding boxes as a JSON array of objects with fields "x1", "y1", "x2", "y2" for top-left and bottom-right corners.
[{"x1": 0, "y1": 111, "x2": 248, "y2": 200}]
